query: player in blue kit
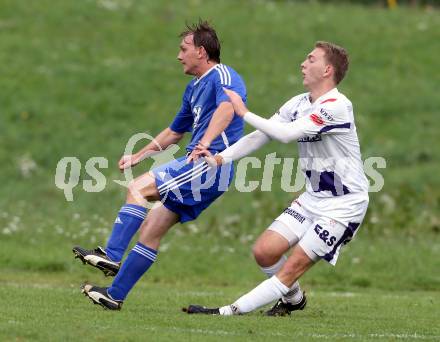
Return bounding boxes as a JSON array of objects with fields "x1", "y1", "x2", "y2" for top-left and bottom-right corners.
[{"x1": 73, "y1": 20, "x2": 246, "y2": 310}]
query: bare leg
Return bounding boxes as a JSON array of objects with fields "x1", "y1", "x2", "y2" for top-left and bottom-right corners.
[
  {"x1": 253, "y1": 229, "x2": 304, "y2": 306},
  {"x1": 138, "y1": 204, "x2": 179, "y2": 250},
  {"x1": 253, "y1": 230, "x2": 290, "y2": 267},
  {"x1": 276, "y1": 244, "x2": 315, "y2": 288},
  {"x1": 126, "y1": 172, "x2": 161, "y2": 206}
]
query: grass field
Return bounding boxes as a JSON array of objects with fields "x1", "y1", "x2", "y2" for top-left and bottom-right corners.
[
  {"x1": 1, "y1": 271, "x2": 438, "y2": 341},
  {"x1": 1, "y1": 0, "x2": 439, "y2": 340}
]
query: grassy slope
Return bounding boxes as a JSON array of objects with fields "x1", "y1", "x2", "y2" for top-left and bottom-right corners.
[{"x1": 0, "y1": 0, "x2": 439, "y2": 340}]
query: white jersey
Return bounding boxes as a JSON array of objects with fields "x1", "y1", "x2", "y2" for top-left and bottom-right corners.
[
  {"x1": 219, "y1": 87, "x2": 369, "y2": 227},
  {"x1": 275, "y1": 88, "x2": 369, "y2": 199}
]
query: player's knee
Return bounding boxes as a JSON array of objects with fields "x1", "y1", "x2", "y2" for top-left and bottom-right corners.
[
  {"x1": 126, "y1": 176, "x2": 158, "y2": 201},
  {"x1": 252, "y1": 244, "x2": 264, "y2": 264},
  {"x1": 252, "y1": 241, "x2": 279, "y2": 266}
]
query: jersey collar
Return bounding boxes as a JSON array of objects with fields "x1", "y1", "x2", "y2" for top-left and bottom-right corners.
[
  {"x1": 310, "y1": 87, "x2": 339, "y2": 104},
  {"x1": 194, "y1": 64, "x2": 218, "y2": 85}
]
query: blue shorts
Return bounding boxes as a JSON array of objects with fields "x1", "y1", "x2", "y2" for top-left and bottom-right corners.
[{"x1": 152, "y1": 156, "x2": 234, "y2": 223}]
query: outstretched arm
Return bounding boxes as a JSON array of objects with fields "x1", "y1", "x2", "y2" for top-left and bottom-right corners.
[
  {"x1": 193, "y1": 130, "x2": 270, "y2": 166},
  {"x1": 223, "y1": 89, "x2": 308, "y2": 144},
  {"x1": 242, "y1": 112, "x2": 308, "y2": 144},
  {"x1": 219, "y1": 130, "x2": 270, "y2": 162},
  {"x1": 119, "y1": 128, "x2": 183, "y2": 170}
]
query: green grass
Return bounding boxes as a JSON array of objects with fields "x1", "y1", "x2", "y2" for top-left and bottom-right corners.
[
  {"x1": 1, "y1": 272, "x2": 439, "y2": 341},
  {"x1": 1, "y1": 224, "x2": 439, "y2": 340},
  {"x1": 0, "y1": 0, "x2": 439, "y2": 340}
]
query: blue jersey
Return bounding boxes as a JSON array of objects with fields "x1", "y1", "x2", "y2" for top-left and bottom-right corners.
[{"x1": 170, "y1": 64, "x2": 247, "y2": 152}]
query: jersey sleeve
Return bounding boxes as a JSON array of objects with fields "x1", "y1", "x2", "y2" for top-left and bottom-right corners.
[
  {"x1": 271, "y1": 101, "x2": 295, "y2": 123},
  {"x1": 219, "y1": 130, "x2": 270, "y2": 162},
  {"x1": 213, "y1": 66, "x2": 247, "y2": 106},
  {"x1": 270, "y1": 94, "x2": 304, "y2": 123},
  {"x1": 242, "y1": 96, "x2": 352, "y2": 144},
  {"x1": 169, "y1": 84, "x2": 194, "y2": 133},
  {"x1": 302, "y1": 99, "x2": 351, "y2": 136}
]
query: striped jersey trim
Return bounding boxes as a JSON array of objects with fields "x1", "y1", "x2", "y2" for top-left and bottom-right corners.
[
  {"x1": 220, "y1": 64, "x2": 231, "y2": 85},
  {"x1": 215, "y1": 64, "x2": 231, "y2": 86},
  {"x1": 318, "y1": 122, "x2": 351, "y2": 134}
]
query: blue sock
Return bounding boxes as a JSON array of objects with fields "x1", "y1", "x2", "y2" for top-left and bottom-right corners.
[
  {"x1": 105, "y1": 204, "x2": 147, "y2": 262},
  {"x1": 108, "y1": 242, "x2": 157, "y2": 301}
]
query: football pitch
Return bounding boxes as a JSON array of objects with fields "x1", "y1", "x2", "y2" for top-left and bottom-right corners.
[
  {"x1": 1, "y1": 271, "x2": 438, "y2": 341},
  {"x1": 1, "y1": 0, "x2": 439, "y2": 340}
]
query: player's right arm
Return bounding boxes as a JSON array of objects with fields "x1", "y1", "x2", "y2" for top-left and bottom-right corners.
[
  {"x1": 118, "y1": 128, "x2": 184, "y2": 170},
  {"x1": 119, "y1": 84, "x2": 193, "y2": 171}
]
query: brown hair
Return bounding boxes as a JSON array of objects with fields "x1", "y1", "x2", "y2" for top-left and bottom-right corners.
[
  {"x1": 180, "y1": 20, "x2": 221, "y2": 63},
  {"x1": 315, "y1": 41, "x2": 349, "y2": 84}
]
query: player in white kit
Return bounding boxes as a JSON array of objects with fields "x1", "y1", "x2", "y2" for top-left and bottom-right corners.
[{"x1": 184, "y1": 41, "x2": 369, "y2": 316}]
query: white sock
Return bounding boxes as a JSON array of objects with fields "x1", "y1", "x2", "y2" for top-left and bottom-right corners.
[
  {"x1": 260, "y1": 257, "x2": 303, "y2": 304},
  {"x1": 283, "y1": 281, "x2": 303, "y2": 304},
  {"x1": 232, "y1": 276, "x2": 290, "y2": 314}
]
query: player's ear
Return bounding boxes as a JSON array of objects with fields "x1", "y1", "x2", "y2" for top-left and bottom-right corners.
[
  {"x1": 197, "y1": 46, "x2": 208, "y2": 60},
  {"x1": 323, "y1": 64, "x2": 333, "y2": 79}
]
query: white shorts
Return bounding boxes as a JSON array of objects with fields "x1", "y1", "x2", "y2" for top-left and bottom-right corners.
[{"x1": 268, "y1": 193, "x2": 368, "y2": 266}]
